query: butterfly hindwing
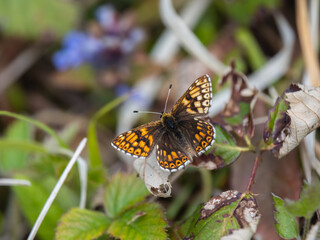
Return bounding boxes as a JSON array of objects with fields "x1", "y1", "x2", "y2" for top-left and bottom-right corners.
[
  {"x1": 172, "y1": 74, "x2": 212, "y2": 118},
  {"x1": 156, "y1": 132, "x2": 191, "y2": 172},
  {"x1": 179, "y1": 118, "x2": 216, "y2": 156},
  {"x1": 112, "y1": 121, "x2": 162, "y2": 158}
]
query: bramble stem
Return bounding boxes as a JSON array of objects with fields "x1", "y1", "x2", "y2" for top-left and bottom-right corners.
[{"x1": 247, "y1": 153, "x2": 261, "y2": 192}]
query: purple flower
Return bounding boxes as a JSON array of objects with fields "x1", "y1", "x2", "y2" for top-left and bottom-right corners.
[
  {"x1": 115, "y1": 84, "x2": 131, "y2": 96},
  {"x1": 95, "y1": 5, "x2": 116, "y2": 30},
  {"x1": 52, "y1": 4, "x2": 144, "y2": 71}
]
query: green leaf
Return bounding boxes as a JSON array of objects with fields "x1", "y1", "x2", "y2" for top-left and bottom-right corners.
[
  {"x1": 104, "y1": 173, "x2": 149, "y2": 218},
  {"x1": 56, "y1": 208, "x2": 111, "y2": 240},
  {"x1": 177, "y1": 191, "x2": 260, "y2": 239},
  {"x1": 0, "y1": 140, "x2": 47, "y2": 154},
  {"x1": 272, "y1": 194, "x2": 299, "y2": 239},
  {"x1": 285, "y1": 179, "x2": 320, "y2": 218},
  {"x1": 0, "y1": 0, "x2": 78, "y2": 39},
  {"x1": 235, "y1": 27, "x2": 266, "y2": 70},
  {"x1": 13, "y1": 176, "x2": 67, "y2": 240},
  {"x1": 215, "y1": 0, "x2": 278, "y2": 25},
  {"x1": 87, "y1": 95, "x2": 128, "y2": 180},
  {"x1": 108, "y1": 203, "x2": 167, "y2": 240},
  {"x1": 0, "y1": 111, "x2": 66, "y2": 147},
  {"x1": 192, "y1": 123, "x2": 241, "y2": 170},
  {"x1": 0, "y1": 120, "x2": 32, "y2": 171},
  {"x1": 224, "y1": 102, "x2": 250, "y2": 126},
  {"x1": 212, "y1": 124, "x2": 241, "y2": 165}
]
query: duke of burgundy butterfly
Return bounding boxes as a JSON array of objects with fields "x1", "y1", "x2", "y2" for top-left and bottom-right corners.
[{"x1": 111, "y1": 75, "x2": 216, "y2": 172}]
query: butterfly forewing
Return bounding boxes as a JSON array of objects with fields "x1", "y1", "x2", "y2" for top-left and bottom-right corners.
[
  {"x1": 112, "y1": 121, "x2": 162, "y2": 158},
  {"x1": 172, "y1": 74, "x2": 212, "y2": 118}
]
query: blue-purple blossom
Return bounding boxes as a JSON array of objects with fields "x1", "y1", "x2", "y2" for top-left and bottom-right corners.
[{"x1": 53, "y1": 4, "x2": 144, "y2": 71}]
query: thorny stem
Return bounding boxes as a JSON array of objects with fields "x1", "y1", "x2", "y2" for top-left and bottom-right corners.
[{"x1": 247, "y1": 152, "x2": 262, "y2": 192}]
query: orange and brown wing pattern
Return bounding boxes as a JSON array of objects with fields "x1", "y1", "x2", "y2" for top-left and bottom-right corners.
[
  {"x1": 111, "y1": 121, "x2": 162, "y2": 159},
  {"x1": 172, "y1": 74, "x2": 212, "y2": 118},
  {"x1": 180, "y1": 118, "x2": 216, "y2": 156},
  {"x1": 156, "y1": 133, "x2": 192, "y2": 172}
]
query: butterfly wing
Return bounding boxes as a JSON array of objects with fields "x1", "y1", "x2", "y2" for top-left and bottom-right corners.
[
  {"x1": 156, "y1": 131, "x2": 192, "y2": 172},
  {"x1": 111, "y1": 121, "x2": 163, "y2": 158},
  {"x1": 178, "y1": 117, "x2": 216, "y2": 156},
  {"x1": 171, "y1": 74, "x2": 212, "y2": 119},
  {"x1": 156, "y1": 118, "x2": 216, "y2": 172}
]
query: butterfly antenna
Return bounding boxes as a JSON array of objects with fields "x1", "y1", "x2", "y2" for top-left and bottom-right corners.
[
  {"x1": 163, "y1": 84, "x2": 172, "y2": 114},
  {"x1": 133, "y1": 110, "x2": 162, "y2": 115},
  {"x1": 133, "y1": 83, "x2": 172, "y2": 118}
]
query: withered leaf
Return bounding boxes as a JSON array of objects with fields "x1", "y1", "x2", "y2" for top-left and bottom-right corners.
[
  {"x1": 220, "y1": 68, "x2": 258, "y2": 138},
  {"x1": 133, "y1": 152, "x2": 172, "y2": 198},
  {"x1": 264, "y1": 84, "x2": 320, "y2": 158}
]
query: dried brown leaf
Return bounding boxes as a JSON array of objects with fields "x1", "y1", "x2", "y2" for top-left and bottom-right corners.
[
  {"x1": 278, "y1": 84, "x2": 320, "y2": 158},
  {"x1": 220, "y1": 67, "x2": 258, "y2": 138}
]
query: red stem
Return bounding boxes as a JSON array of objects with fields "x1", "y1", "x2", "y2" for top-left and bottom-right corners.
[{"x1": 247, "y1": 152, "x2": 261, "y2": 192}]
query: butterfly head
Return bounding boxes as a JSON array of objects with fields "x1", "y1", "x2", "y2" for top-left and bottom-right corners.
[{"x1": 160, "y1": 112, "x2": 176, "y2": 130}]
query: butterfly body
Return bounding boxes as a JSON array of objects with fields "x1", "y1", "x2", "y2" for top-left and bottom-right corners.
[{"x1": 112, "y1": 75, "x2": 216, "y2": 172}]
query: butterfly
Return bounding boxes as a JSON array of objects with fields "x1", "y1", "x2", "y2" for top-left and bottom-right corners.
[{"x1": 111, "y1": 75, "x2": 216, "y2": 172}]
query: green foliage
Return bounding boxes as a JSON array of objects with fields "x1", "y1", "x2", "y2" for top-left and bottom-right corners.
[
  {"x1": 0, "y1": 120, "x2": 32, "y2": 171},
  {"x1": 56, "y1": 208, "x2": 111, "y2": 240},
  {"x1": 0, "y1": 111, "x2": 66, "y2": 147},
  {"x1": 108, "y1": 202, "x2": 167, "y2": 240},
  {"x1": 13, "y1": 176, "x2": 77, "y2": 240},
  {"x1": 235, "y1": 27, "x2": 266, "y2": 70},
  {"x1": 176, "y1": 191, "x2": 259, "y2": 239},
  {"x1": 215, "y1": 0, "x2": 279, "y2": 24},
  {"x1": 56, "y1": 173, "x2": 167, "y2": 240},
  {"x1": 104, "y1": 173, "x2": 149, "y2": 218},
  {"x1": 272, "y1": 194, "x2": 299, "y2": 239},
  {"x1": 87, "y1": 95, "x2": 128, "y2": 182},
  {"x1": 194, "y1": 12, "x2": 218, "y2": 46},
  {"x1": 0, "y1": 0, "x2": 78, "y2": 39},
  {"x1": 285, "y1": 179, "x2": 320, "y2": 218},
  {"x1": 224, "y1": 102, "x2": 250, "y2": 126},
  {"x1": 212, "y1": 124, "x2": 240, "y2": 165}
]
